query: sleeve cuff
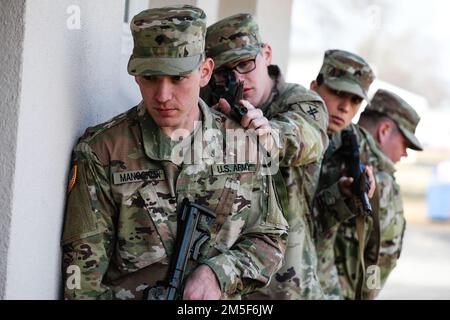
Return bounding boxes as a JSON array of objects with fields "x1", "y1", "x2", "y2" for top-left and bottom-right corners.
[{"x1": 202, "y1": 256, "x2": 239, "y2": 297}]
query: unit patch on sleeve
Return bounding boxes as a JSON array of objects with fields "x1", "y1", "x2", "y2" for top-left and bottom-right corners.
[{"x1": 301, "y1": 103, "x2": 320, "y2": 121}]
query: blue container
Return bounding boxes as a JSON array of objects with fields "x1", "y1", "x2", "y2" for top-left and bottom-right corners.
[{"x1": 427, "y1": 181, "x2": 450, "y2": 221}]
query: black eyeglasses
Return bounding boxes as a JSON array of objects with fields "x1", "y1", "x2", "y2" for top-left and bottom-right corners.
[
  {"x1": 213, "y1": 53, "x2": 259, "y2": 84},
  {"x1": 230, "y1": 54, "x2": 259, "y2": 74}
]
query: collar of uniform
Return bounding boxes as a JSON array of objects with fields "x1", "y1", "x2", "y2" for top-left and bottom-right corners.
[
  {"x1": 329, "y1": 130, "x2": 343, "y2": 150},
  {"x1": 259, "y1": 65, "x2": 284, "y2": 115},
  {"x1": 268, "y1": 64, "x2": 286, "y2": 94},
  {"x1": 198, "y1": 97, "x2": 218, "y2": 131},
  {"x1": 138, "y1": 101, "x2": 181, "y2": 161},
  {"x1": 138, "y1": 99, "x2": 219, "y2": 162},
  {"x1": 190, "y1": 98, "x2": 221, "y2": 164},
  {"x1": 374, "y1": 141, "x2": 396, "y2": 174},
  {"x1": 366, "y1": 133, "x2": 396, "y2": 174},
  {"x1": 321, "y1": 130, "x2": 341, "y2": 162},
  {"x1": 352, "y1": 124, "x2": 396, "y2": 174}
]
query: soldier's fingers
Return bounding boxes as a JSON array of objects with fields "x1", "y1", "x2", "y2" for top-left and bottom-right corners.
[
  {"x1": 255, "y1": 125, "x2": 272, "y2": 136},
  {"x1": 342, "y1": 177, "x2": 354, "y2": 186},
  {"x1": 241, "y1": 108, "x2": 264, "y2": 128},
  {"x1": 365, "y1": 165, "x2": 376, "y2": 198},
  {"x1": 240, "y1": 99, "x2": 256, "y2": 111},
  {"x1": 239, "y1": 100, "x2": 255, "y2": 127},
  {"x1": 248, "y1": 116, "x2": 269, "y2": 130},
  {"x1": 338, "y1": 176, "x2": 354, "y2": 198}
]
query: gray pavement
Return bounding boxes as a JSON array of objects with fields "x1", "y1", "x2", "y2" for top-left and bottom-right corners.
[{"x1": 378, "y1": 223, "x2": 450, "y2": 300}]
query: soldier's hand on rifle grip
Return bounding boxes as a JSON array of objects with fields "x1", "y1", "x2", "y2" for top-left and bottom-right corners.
[
  {"x1": 239, "y1": 100, "x2": 270, "y2": 130},
  {"x1": 239, "y1": 100, "x2": 275, "y2": 152},
  {"x1": 217, "y1": 98, "x2": 274, "y2": 153},
  {"x1": 338, "y1": 176, "x2": 354, "y2": 198},
  {"x1": 217, "y1": 99, "x2": 269, "y2": 130},
  {"x1": 364, "y1": 165, "x2": 376, "y2": 198},
  {"x1": 338, "y1": 165, "x2": 376, "y2": 199},
  {"x1": 183, "y1": 264, "x2": 221, "y2": 300}
]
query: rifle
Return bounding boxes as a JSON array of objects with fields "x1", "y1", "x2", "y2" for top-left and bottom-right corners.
[
  {"x1": 341, "y1": 129, "x2": 372, "y2": 216},
  {"x1": 146, "y1": 198, "x2": 215, "y2": 300},
  {"x1": 211, "y1": 69, "x2": 248, "y2": 122}
]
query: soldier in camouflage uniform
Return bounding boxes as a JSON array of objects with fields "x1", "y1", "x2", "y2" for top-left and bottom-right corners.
[
  {"x1": 357, "y1": 89, "x2": 423, "y2": 298},
  {"x1": 202, "y1": 13, "x2": 329, "y2": 300},
  {"x1": 61, "y1": 5, "x2": 288, "y2": 300},
  {"x1": 310, "y1": 49, "x2": 377, "y2": 299}
]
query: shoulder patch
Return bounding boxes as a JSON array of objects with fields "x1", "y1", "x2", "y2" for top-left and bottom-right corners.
[
  {"x1": 300, "y1": 103, "x2": 320, "y2": 121},
  {"x1": 67, "y1": 163, "x2": 77, "y2": 194},
  {"x1": 80, "y1": 106, "x2": 137, "y2": 143}
]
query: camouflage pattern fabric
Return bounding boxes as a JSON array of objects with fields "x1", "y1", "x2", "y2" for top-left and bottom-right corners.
[
  {"x1": 335, "y1": 125, "x2": 406, "y2": 300},
  {"x1": 313, "y1": 130, "x2": 352, "y2": 300},
  {"x1": 128, "y1": 5, "x2": 207, "y2": 76},
  {"x1": 238, "y1": 65, "x2": 329, "y2": 300},
  {"x1": 319, "y1": 49, "x2": 375, "y2": 101},
  {"x1": 364, "y1": 89, "x2": 423, "y2": 151},
  {"x1": 314, "y1": 124, "x2": 406, "y2": 299},
  {"x1": 205, "y1": 13, "x2": 262, "y2": 70},
  {"x1": 371, "y1": 165, "x2": 405, "y2": 298},
  {"x1": 61, "y1": 100, "x2": 289, "y2": 300}
]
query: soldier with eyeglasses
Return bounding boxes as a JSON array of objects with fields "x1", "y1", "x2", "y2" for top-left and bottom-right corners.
[{"x1": 201, "y1": 13, "x2": 329, "y2": 300}]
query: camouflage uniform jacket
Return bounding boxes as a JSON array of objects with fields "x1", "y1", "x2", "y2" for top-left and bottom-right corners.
[
  {"x1": 245, "y1": 65, "x2": 329, "y2": 300},
  {"x1": 314, "y1": 124, "x2": 406, "y2": 299},
  {"x1": 61, "y1": 99, "x2": 288, "y2": 300}
]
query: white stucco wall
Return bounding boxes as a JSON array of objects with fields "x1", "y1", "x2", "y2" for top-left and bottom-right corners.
[
  {"x1": 256, "y1": 0, "x2": 293, "y2": 75},
  {"x1": 4, "y1": 0, "x2": 136, "y2": 299},
  {"x1": 215, "y1": 0, "x2": 294, "y2": 75},
  {"x1": 0, "y1": 0, "x2": 26, "y2": 300}
]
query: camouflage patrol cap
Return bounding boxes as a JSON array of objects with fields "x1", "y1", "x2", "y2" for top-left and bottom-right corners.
[
  {"x1": 366, "y1": 89, "x2": 423, "y2": 151},
  {"x1": 127, "y1": 5, "x2": 206, "y2": 76},
  {"x1": 205, "y1": 13, "x2": 263, "y2": 70},
  {"x1": 319, "y1": 49, "x2": 375, "y2": 101}
]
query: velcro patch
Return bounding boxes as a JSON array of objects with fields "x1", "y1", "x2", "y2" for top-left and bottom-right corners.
[
  {"x1": 301, "y1": 104, "x2": 320, "y2": 121},
  {"x1": 113, "y1": 169, "x2": 165, "y2": 185},
  {"x1": 212, "y1": 163, "x2": 256, "y2": 175}
]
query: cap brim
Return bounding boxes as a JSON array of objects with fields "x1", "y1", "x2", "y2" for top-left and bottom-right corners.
[
  {"x1": 398, "y1": 126, "x2": 424, "y2": 151},
  {"x1": 324, "y1": 77, "x2": 369, "y2": 101},
  {"x1": 212, "y1": 46, "x2": 260, "y2": 70},
  {"x1": 128, "y1": 54, "x2": 203, "y2": 76}
]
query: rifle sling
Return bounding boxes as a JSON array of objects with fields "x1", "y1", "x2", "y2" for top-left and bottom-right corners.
[
  {"x1": 354, "y1": 187, "x2": 381, "y2": 300},
  {"x1": 355, "y1": 213, "x2": 366, "y2": 300},
  {"x1": 363, "y1": 186, "x2": 381, "y2": 299}
]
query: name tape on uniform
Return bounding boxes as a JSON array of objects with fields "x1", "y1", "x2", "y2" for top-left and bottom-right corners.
[
  {"x1": 113, "y1": 169, "x2": 165, "y2": 185},
  {"x1": 212, "y1": 163, "x2": 256, "y2": 176}
]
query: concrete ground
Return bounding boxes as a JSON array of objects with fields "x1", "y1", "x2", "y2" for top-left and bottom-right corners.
[{"x1": 377, "y1": 223, "x2": 450, "y2": 300}]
